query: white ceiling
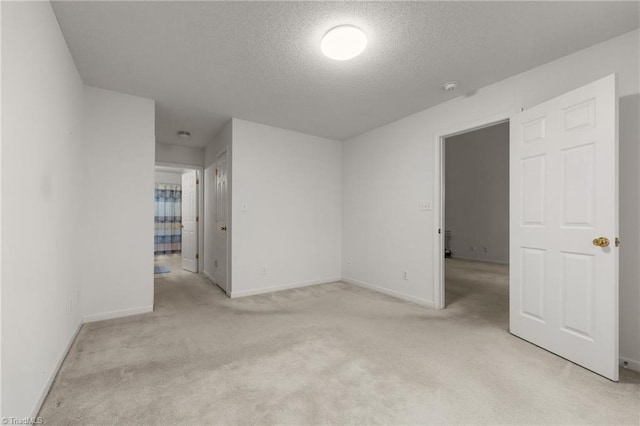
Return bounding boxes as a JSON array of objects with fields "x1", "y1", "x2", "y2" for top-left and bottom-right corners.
[{"x1": 52, "y1": 1, "x2": 639, "y2": 148}]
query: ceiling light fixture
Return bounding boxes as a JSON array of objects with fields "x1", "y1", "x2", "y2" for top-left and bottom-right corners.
[
  {"x1": 321, "y1": 25, "x2": 367, "y2": 61},
  {"x1": 178, "y1": 130, "x2": 191, "y2": 139}
]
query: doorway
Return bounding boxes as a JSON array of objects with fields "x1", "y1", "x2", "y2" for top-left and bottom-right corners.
[
  {"x1": 440, "y1": 121, "x2": 510, "y2": 316},
  {"x1": 434, "y1": 115, "x2": 511, "y2": 310},
  {"x1": 154, "y1": 163, "x2": 204, "y2": 277},
  {"x1": 433, "y1": 76, "x2": 619, "y2": 381}
]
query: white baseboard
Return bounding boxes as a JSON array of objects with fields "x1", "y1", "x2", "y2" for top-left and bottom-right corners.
[
  {"x1": 31, "y1": 321, "x2": 83, "y2": 418},
  {"x1": 449, "y1": 256, "x2": 509, "y2": 265},
  {"x1": 230, "y1": 277, "x2": 341, "y2": 298},
  {"x1": 82, "y1": 305, "x2": 153, "y2": 323},
  {"x1": 620, "y1": 356, "x2": 640, "y2": 373},
  {"x1": 342, "y1": 277, "x2": 435, "y2": 308}
]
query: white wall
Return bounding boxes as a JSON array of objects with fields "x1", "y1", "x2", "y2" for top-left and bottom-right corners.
[
  {"x1": 156, "y1": 142, "x2": 204, "y2": 167},
  {"x1": 343, "y1": 30, "x2": 640, "y2": 362},
  {"x1": 231, "y1": 119, "x2": 342, "y2": 296},
  {"x1": 204, "y1": 120, "x2": 232, "y2": 287},
  {"x1": 81, "y1": 86, "x2": 155, "y2": 322},
  {"x1": 155, "y1": 171, "x2": 182, "y2": 185},
  {"x1": 445, "y1": 122, "x2": 509, "y2": 263},
  {"x1": 1, "y1": 2, "x2": 83, "y2": 418}
]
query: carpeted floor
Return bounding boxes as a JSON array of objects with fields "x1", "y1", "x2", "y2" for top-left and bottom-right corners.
[
  {"x1": 153, "y1": 253, "x2": 184, "y2": 278},
  {"x1": 39, "y1": 259, "x2": 640, "y2": 424}
]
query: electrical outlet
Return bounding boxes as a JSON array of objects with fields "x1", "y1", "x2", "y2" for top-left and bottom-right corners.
[
  {"x1": 402, "y1": 271, "x2": 408, "y2": 280},
  {"x1": 214, "y1": 259, "x2": 218, "y2": 268},
  {"x1": 261, "y1": 266, "x2": 267, "y2": 275},
  {"x1": 470, "y1": 245, "x2": 475, "y2": 251}
]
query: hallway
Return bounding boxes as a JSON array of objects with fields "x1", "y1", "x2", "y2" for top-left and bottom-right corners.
[{"x1": 154, "y1": 253, "x2": 191, "y2": 279}]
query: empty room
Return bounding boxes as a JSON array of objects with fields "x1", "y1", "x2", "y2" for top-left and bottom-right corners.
[{"x1": 2, "y1": 1, "x2": 640, "y2": 425}]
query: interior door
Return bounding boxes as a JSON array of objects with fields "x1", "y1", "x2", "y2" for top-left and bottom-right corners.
[
  {"x1": 181, "y1": 170, "x2": 198, "y2": 272},
  {"x1": 214, "y1": 151, "x2": 229, "y2": 292},
  {"x1": 510, "y1": 74, "x2": 618, "y2": 380}
]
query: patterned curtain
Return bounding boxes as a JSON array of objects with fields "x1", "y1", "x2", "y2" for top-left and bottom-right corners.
[{"x1": 154, "y1": 184, "x2": 182, "y2": 255}]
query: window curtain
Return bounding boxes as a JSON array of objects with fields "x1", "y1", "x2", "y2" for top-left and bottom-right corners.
[{"x1": 154, "y1": 184, "x2": 182, "y2": 255}]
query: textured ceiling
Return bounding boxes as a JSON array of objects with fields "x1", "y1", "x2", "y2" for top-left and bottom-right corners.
[{"x1": 52, "y1": 1, "x2": 640, "y2": 147}]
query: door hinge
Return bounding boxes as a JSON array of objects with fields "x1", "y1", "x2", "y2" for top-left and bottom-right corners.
[
  {"x1": 438, "y1": 228, "x2": 441, "y2": 234},
  {"x1": 196, "y1": 179, "x2": 200, "y2": 185},
  {"x1": 615, "y1": 237, "x2": 620, "y2": 247},
  {"x1": 196, "y1": 216, "x2": 199, "y2": 222},
  {"x1": 196, "y1": 253, "x2": 199, "y2": 260}
]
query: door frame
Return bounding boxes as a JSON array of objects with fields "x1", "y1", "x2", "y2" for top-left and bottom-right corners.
[
  {"x1": 432, "y1": 112, "x2": 511, "y2": 309},
  {"x1": 155, "y1": 161, "x2": 204, "y2": 273}
]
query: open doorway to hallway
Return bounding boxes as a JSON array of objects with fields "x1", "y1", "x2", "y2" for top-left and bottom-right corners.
[
  {"x1": 154, "y1": 164, "x2": 203, "y2": 278},
  {"x1": 442, "y1": 121, "x2": 510, "y2": 323}
]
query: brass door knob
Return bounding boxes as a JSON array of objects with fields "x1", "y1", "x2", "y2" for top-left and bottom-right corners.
[{"x1": 593, "y1": 237, "x2": 610, "y2": 247}]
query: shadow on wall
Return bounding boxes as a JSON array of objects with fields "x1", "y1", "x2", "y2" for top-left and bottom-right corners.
[{"x1": 618, "y1": 93, "x2": 640, "y2": 361}]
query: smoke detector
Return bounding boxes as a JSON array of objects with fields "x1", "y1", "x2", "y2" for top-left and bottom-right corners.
[
  {"x1": 178, "y1": 130, "x2": 191, "y2": 139},
  {"x1": 443, "y1": 81, "x2": 457, "y2": 92}
]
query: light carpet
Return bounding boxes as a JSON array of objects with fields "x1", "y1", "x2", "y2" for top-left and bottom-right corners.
[{"x1": 39, "y1": 259, "x2": 640, "y2": 424}]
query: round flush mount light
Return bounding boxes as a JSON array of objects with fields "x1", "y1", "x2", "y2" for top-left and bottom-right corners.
[
  {"x1": 321, "y1": 25, "x2": 367, "y2": 60},
  {"x1": 178, "y1": 130, "x2": 191, "y2": 139}
]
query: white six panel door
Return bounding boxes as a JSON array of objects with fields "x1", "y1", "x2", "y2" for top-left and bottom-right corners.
[
  {"x1": 181, "y1": 170, "x2": 198, "y2": 272},
  {"x1": 510, "y1": 74, "x2": 618, "y2": 380},
  {"x1": 214, "y1": 151, "x2": 228, "y2": 293}
]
